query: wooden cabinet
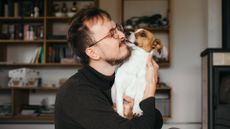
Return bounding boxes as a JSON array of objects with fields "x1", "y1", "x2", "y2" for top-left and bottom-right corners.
[{"x1": 122, "y1": 0, "x2": 171, "y2": 67}]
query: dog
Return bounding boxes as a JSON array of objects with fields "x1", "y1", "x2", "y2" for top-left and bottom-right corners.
[{"x1": 112, "y1": 28, "x2": 163, "y2": 117}]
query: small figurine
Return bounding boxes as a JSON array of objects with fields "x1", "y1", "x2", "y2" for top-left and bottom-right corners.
[
  {"x1": 71, "y1": 2, "x2": 78, "y2": 12},
  {"x1": 53, "y1": 4, "x2": 64, "y2": 17},
  {"x1": 34, "y1": 6, "x2": 39, "y2": 17},
  {"x1": 61, "y1": 3, "x2": 68, "y2": 15}
]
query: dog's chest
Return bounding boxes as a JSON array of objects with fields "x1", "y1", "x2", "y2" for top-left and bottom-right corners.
[{"x1": 112, "y1": 47, "x2": 150, "y2": 116}]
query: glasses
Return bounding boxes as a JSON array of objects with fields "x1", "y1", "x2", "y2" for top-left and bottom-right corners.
[{"x1": 89, "y1": 24, "x2": 124, "y2": 47}]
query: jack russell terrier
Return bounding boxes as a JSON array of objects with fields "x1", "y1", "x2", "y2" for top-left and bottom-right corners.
[{"x1": 112, "y1": 28, "x2": 164, "y2": 117}]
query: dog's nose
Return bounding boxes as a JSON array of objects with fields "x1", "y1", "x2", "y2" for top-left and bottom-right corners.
[{"x1": 125, "y1": 31, "x2": 131, "y2": 37}]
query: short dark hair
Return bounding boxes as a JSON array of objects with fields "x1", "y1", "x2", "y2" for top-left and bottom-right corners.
[{"x1": 67, "y1": 7, "x2": 111, "y2": 65}]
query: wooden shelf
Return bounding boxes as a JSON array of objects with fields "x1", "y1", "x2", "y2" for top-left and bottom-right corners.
[
  {"x1": 0, "y1": 17, "x2": 45, "y2": 20},
  {"x1": 0, "y1": 115, "x2": 54, "y2": 124},
  {"x1": 11, "y1": 86, "x2": 58, "y2": 92},
  {"x1": 0, "y1": 87, "x2": 11, "y2": 93},
  {"x1": 156, "y1": 85, "x2": 171, "y2": 90},
  {"x1": 163, "y1": 116, "x2": 171, "y2": 121},
  {"x1": 0, "y1": 17, "x2": 45, "y2": 23},
  {"x1": 46, "y1": 39, "x2": 67, "y2": 43},
  {"x1": 46, "y1": 16, "x2": 71, "y2": 21},
  {"x1": 0, "y1": 40, "x2": 67, "y2": 44},
  {"x1": 125, "y1": 26, "x2": 169, "y2": 32},
  {"x1": 0, "y1": 114, "x2": 171, "y2": 124},
  {"x1": 1, "y1": 86, "x2": 168, "y2": 91},
  {"x1": 158, "y1": 62, "x2": 170, "y2": 68},
  {"x1": 0, "y1": 40, "x2": 44, "y2": 44},
  {"x1": 0, "y1": 63, "x2": 82, "y2": 68}
]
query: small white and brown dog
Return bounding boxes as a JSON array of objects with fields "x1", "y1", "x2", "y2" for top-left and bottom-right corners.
[{"x1": 112, "y1": 28, "x2": 163, "y2": 117}]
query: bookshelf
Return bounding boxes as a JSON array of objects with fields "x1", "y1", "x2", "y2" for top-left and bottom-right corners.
[
  {"x1": 0, "y1": 0, "x2": 98, "y2": 123},
  {"x1": 0, "y1": 0, "x2": 99, "y2": 66}
]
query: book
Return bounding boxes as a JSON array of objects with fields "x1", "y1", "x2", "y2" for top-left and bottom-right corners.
[
  {"x1": 7, "y1": 0, "x2": 13, "y2": 16},
  {"x1": 30, "y1": 47, "x2": 42, "y2": 64},
  {"x1": 14, "y1": 2, "x2": 19, "y2": 17}
]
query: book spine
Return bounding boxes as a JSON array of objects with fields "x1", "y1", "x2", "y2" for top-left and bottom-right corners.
[
  {"x1": 7, "y1": 0, "x2": 13, "y2": 16},
  {"x1": 14, "y1": 2, "x2": 19, "y2": 17},
  {"x1": 4, "y1": 4, "x2": 8, "y2": 17},
  {"x1": 24, "y1": 24, "x2": 29, "y2": 40}
]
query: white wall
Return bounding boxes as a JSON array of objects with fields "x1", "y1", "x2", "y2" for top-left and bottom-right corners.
[
  {"x1": 0, "y1": 0, "x2": 221, "y2": 129},
  {"x1": 160, "y1": 0, "x2": 205, "y2": 128},
  {"x1": 206, "y1": 0, "x2": 222, "y2": 48}
]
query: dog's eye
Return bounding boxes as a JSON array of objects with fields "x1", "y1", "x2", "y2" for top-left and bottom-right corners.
[{"x1": 140, "y1": 31, "x2": 146, "y2": 37}]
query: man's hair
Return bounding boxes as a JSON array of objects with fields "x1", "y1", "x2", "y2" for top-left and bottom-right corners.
[{"x1": 67, "y1": 7, "x2": 111, "y2": 65}]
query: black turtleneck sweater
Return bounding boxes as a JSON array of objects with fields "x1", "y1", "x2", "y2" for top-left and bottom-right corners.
[{"x1": 55, "y1": 65, "x2": 163, "y2": 129}]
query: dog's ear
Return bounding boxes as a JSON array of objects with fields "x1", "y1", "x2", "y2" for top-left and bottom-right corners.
[{"x1": 152, "y1": 39, "x2": 163, "y2": 49}]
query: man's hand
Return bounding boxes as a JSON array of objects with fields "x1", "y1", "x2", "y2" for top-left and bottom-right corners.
[
  {"x1": 144, "y1": 56, "x2": 159, "y2": 99},
  {"x1": 123, "y1": 96, "x2": 134, "y2": 120}
]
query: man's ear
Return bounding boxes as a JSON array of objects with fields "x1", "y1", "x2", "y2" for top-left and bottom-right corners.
[{"x1": 85, "y1": 47, "x2": 100, "y2": 60}]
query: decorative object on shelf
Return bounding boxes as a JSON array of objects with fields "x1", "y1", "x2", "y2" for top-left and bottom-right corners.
[
  {"x1": 38, "y1": 26, "x2": 44, "y2": 39},
  {"x1": 8, "y1": 68, "x2": 40, "y2": 87},
  {"x1": 28, "y1": 25, "x2": 35, "y2": 40},
  {"x1": 67, "y1": 1, "x2": 78, "y2": 17},
  {"x1": 67, "y1": 12, "x2": 75, "y2": 17},
  {"x1": 124, "y1": 14, "x2": 168, "y2": 30},
  {"x1": 61, "y1": 2, "x2": 68, "y2": 16},
  {"x1": 0, "y1": 104, "x2": 11, "y2": 116},
  {"x1": 34, "y1": 6, "x2": 39, "y2": 18},
  {"x1": 9, "y1": 24, "x2": 15, "y2": 40},
  {"x1": 59, "y1": 78, "x2": 67, "y2": 86},
  {"x1": 71, "y1": 2, "x2": 78, "y2": 12},
  {"x1": 53, "y1": 4, "x2": 63, "y2": 17}
]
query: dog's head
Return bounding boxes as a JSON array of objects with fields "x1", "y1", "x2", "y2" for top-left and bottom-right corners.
[{"x1": 132, "y1": 28, "x2": 163, "y2": 52}]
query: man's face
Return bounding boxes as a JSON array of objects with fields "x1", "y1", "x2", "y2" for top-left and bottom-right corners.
[{"x1": 87, "y1": 18, "x2": 131, "y2": 65}]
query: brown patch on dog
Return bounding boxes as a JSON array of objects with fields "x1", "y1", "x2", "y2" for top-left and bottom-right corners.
[{"x1": 134, "y1": 28, "x2": 163, "y2": 53}]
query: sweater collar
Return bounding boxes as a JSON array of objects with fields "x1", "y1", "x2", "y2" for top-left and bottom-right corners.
[{"x1": 81, "y1": 65, "x2": 115, "y2": 91}]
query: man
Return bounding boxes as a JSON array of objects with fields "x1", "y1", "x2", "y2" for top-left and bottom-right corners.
[{"x1": 55, "y1": 7, "x2": 163, "y2": 129}]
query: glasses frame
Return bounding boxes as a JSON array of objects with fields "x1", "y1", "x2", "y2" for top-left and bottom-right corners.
[{"x1": 89, "y1": 24, "x2": 124, "y2": 47}]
